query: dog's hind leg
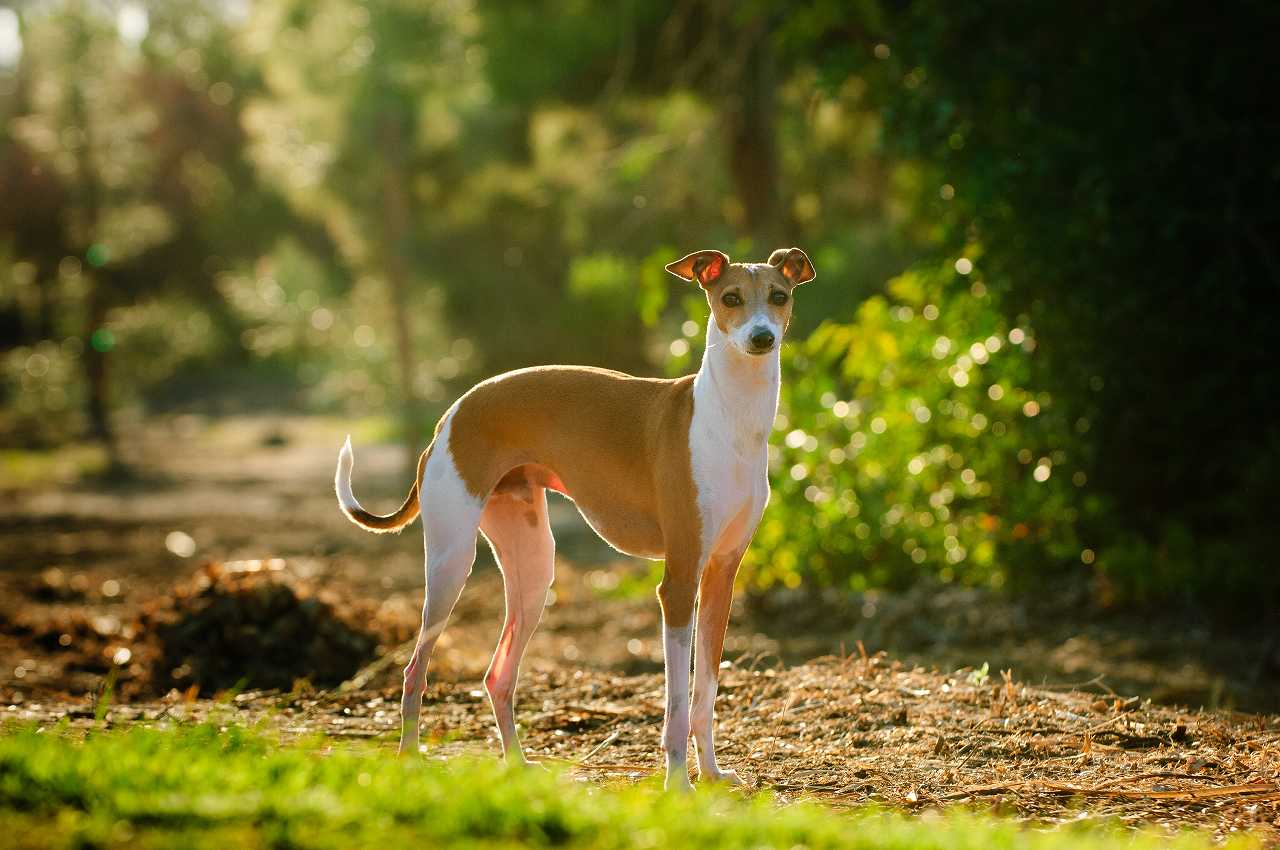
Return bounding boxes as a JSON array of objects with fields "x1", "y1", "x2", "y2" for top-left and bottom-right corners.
[
  {"x1": 399, "y1": 434, "x2": 485, "y2": 756},
  {"x1": 478, "y1": 486, "x2": 554, "y2": 764}
]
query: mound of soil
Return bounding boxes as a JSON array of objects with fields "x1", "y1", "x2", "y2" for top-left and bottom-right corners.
[{"x1": 143, "y1": 561, "x2": 380, "y2": 695}]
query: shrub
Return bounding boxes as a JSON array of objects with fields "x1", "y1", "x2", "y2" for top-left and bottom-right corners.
[{"x1": 669, "y1": 252, "x2": 1101, "y2": 595}]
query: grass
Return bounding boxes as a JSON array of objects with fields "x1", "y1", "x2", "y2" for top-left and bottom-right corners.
[
  {"x1": 0, "y1": 724, "x2": 1260, "y2": 850},
  {"x1": 0, "y1": 444, "x2": 111, "y2": 488}
]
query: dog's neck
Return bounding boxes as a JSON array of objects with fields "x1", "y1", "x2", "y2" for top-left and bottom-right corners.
[{"x1": 692, "y1": 320, "x2": 780, "y2": 457}]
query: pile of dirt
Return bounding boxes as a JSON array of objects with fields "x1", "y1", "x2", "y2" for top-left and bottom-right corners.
[
  {"x1": 142, "y1": 561, "x2": 382, "y2": 695},
  {"x1": 0, "y1": 597, "x2": 150, "y2": 698},
  {"x1": 0, "y1": 561, "x2": 403, "y2": 698}
]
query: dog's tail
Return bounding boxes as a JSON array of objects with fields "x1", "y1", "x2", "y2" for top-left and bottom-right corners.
[{"x1": 335, "y1": 436, "x2": 427, "y2": 533}]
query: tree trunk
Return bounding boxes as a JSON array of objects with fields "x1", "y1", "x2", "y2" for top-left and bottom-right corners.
[
  {"x1": 35, "y1": 259, "x2": 57, "y2": 340},
  {"x1": 726, "y1": 23, "x2": 781, "y2": 250},
  {"x1": 84, "y1": 295, "x2": 113, "y2": 448},
  {"x1": 380, "y1": 115, "x2": 418, "y2": 472},
  {"x1": 68, "y1": 7, "x2": 118, "y2": 466}
]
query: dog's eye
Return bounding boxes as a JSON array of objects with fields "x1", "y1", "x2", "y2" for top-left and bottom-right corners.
[
  {"x1": 722, "y1": 292, "x2": 743, "y2": 307},
  {"x1": 769, "y1": 291, "x2": 789, "y2": 306}
]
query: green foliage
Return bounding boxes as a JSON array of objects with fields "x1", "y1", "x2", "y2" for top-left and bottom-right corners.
[
  {"x1": 778, "y1": 1, "x2": 1280, "y2": 609},
  {"x1": 1, "y1": 0, "x2": 913, "y2": 439},
  {"x1": 0, "y1": 340, "x2": 87, "y2": 446},
  {"x1": 717, "y1": 257, "x2": 1096, "y2": 593},
  {"x1": 666, "y1": 242, "x2": 1274, "y2": 606},
  {"x1": 0, "y1": 723, "x2": 1254, "y2": 850}
]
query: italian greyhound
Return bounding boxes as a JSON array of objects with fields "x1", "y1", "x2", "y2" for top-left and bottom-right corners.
[{"x1": 336, "y1": 247, "x2": 816, "y2": 790}]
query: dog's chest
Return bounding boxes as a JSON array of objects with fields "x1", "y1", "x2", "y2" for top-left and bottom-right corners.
[{"x1": 688, "y1": 401, "x2": 770, "y2": 556}]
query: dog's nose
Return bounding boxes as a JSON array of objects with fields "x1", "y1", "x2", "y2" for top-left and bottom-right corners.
[{"x1": 749, "y1": 328, "x2": 775, "y2": 351}]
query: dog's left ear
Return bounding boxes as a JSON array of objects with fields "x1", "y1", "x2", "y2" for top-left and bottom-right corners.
[
  {"x1": 665, "y1": 249, "x2": 730, "y2": 288},
  {"x1": 768, "y1": 247, "x2": 816, "y2": 285}
]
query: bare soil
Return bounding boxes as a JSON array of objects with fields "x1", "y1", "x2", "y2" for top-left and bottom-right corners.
[{"x1": 1, "y1": 415, "x2": 1278, "y2": 841}]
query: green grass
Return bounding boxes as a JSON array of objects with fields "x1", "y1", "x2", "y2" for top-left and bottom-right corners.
[
  {"x1": 0, "y1": 444, "x2": 110, "y2": 488},
  {"x1": 0, "y1": 724, "x2": 1258, "y2": 850}
]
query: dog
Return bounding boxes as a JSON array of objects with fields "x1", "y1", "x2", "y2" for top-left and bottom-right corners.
[{"x1": 336, "y1": 247, "x2": 815, "y2": 790}]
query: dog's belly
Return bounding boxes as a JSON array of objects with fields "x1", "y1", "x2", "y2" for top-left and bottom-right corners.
[
  {"x1": 569, "y1": 492, "x2": 665, "y2": 559},
  {"x1": 492, "y1": 463, "x2": 665, "y2": 558}
]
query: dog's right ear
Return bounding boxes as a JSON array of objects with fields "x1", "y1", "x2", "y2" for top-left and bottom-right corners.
[{"x1": 665, "y1": 250, "x2": 730, "y2": 288}]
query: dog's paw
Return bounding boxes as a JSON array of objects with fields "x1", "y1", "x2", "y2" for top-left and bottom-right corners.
[
  {"x1": 511, "y1": 758, "x2": 548, "y2": 772},
  {"x1": 701, "y1": 767, "x2": 745, "y2": 786},
  {"x1": 664, "y1": 769, "x2": 695, "y2": 794}
]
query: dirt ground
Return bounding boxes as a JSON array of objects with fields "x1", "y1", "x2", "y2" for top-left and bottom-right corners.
[{"x1": 2, "y1": 415, "x2": 1278, "y2": 841}]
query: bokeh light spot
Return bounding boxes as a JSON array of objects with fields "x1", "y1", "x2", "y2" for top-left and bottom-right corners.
[
  {"x1": 86, "y1": 244, "x2": 110, "y2": 267},
  {"x1": 353, "y1": 325, "x2": 376, "y2": 347},
  {"x1": 166, "y1": 530, "x2": 197, "y2": 558},
  {"x1": 90, "y1": 329, "x2": 115, "y2": 352}
]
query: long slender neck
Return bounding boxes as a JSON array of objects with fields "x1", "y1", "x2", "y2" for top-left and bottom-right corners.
[{"x1": 693, "y1": 321, "x2": 781, "y2": 455}]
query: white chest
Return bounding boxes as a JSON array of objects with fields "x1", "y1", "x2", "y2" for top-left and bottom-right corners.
[{"x1": 688, "y1": 388, "x2": 773, "y2": 560}]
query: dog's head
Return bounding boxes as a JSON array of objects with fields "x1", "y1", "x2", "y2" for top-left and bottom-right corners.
[{"x1": 665, "y1": 248, "x2": 816, "y2": 356}]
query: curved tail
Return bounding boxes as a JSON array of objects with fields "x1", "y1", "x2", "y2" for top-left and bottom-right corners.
[{"x1": 335, "y1": 436, "x2": 427, "y2": 534}]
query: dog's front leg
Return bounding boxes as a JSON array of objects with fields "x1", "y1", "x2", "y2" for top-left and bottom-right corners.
[
  {"x1": 690, "y1": 548, "x2": 745, "y2": 784},
  {"x1": 657, "y1": 562, "x2": 698, "y2": 792}
]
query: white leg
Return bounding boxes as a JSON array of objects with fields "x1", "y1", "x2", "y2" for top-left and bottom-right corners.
[
  {"x1": 399, "y1": 434, "x2": 484, "y2": 756},
  {"x1": 657, "y1": 557, "x2": 701, "y2": 792},
  {"x1": 478, "y1": 489, "x2": 555, "y2": 764},
  {"x1": 661, "y1": 619, "x2": 695, "y2": 791},
  {"x1": 399, "y1": 544, "x2": 474, "y2": 754}
]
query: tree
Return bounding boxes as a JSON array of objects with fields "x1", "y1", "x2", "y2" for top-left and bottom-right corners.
[{"x1": 0, "y1": 0, "x2": 342, "y2": 458}]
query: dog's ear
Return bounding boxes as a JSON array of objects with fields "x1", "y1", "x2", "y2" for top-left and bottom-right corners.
[
  {"x1": 767, "y1": 247, "x2": 816, "y2": 285},
  {"x1": 665, "y1": 250, "x2": 730, "y2": 287}
]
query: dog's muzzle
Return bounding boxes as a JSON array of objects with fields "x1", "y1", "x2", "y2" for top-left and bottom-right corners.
[{"x1": 747, "y1": 327, "x2": 776, "y2": 355}]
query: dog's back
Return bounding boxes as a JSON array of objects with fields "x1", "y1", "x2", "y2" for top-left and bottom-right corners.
[{"x1": 446, "y1": 365, "x2": 697, "y2": 557}]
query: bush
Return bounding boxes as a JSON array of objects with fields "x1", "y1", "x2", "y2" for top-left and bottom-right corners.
[
  {"x1": 667, "y1": 250, "x2": 1280, "y2": 610},
  {"x1": 774, "y1": 1, "x2": 1280, "y2": 612},
  {"x1": 738, "y1": 256, "x2": 1097, "y2": 593}
]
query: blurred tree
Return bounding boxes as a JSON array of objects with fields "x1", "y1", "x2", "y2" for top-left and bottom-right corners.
[
  {"x1": 463, "y1": 0, "x2": 913, "y2": 372},
  {"x1": 250, "y1": 0, "x2": 480, "y2": 463},
  {"x1": 1, "y1": 0, "x2": 342, "y2": 457}
]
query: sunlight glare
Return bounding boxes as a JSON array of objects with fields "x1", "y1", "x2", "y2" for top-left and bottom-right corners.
[
  {"x1": 117, "y1": 3, "x2": 149, "y2": 47},
  {"x1": 0, "y1": 8, "x2": 21, "y2": 68}
]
